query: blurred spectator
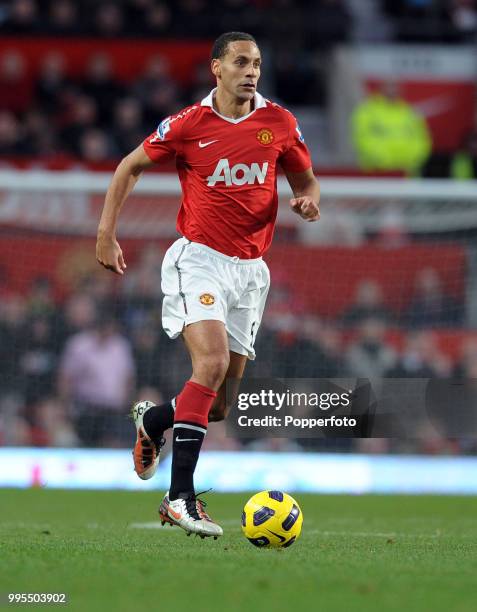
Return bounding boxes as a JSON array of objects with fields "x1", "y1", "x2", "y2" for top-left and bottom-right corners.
[
  {"x1": 0, "y1": 294, "x2": 27, "y2": 392},
  {"x1": 450, "y1": 129, "x2": 477, "y2": 179},
  {"x1": 351, "y1": 80, "x2": 432, "y2": 176},
  {"x1": 31, "y1": 397, "x2": 79, "y2": 447},
  {"x1": 76, "y1": 274, "x2": 116, "y2": 314},
  {"x1": 1, "y1": 0, "x2": 40, "y2": 34},
  {"x1": 449, "y1": 0, "x2": 477, "y2": 40},
  {"x1": 0, "y1": 395, "x2": 32, "y2": 446},
  {"x1": 141, "y1": 1, "x2": 172, "y2": 37},
  {"x1": 172, "y1": 0, "x2": 211, "y2": 38},
  {"x1": 186, "y1": 62, "x2": 215, "y2": 102},
  {"x1": 131, "y1": 322, "x2": 164, "y2": 390},
  {"x1": 306, "y1": 0, "x2": 352, "y2": 49},
  {"x1": 82, "y1": 54, "x2": 124, "y2": 124},
  {"x1": 123, "y1": 268, "x2": 162, "y2": 328},
  {"x1": 254, "y1": 318, "x2": 338, "y2": 378},
  {"x1": 341, "y1": 279, "x2": 393, "y2": 327},
  {"x1": 381, "y1": 0, "x2": 449, "y2": 42},
  {"x1": 47, "y1": 0, "x2": 82, "y2": 35},
  {"x1": 60, "y1": 94, "x2": 99, "y2": 156},
  {"x1": 22, "y1": 108, "x2": 58, "y2": 156},
  {"x1": 453, "y1": 337, "x2": 477, "y2": 377},
  {"x1": 299, "y1": 318, "x2": 347, "y2": 377},
  {"x1": 403, "y1": 267, "x2": 464, "y2": 328},
  {"x1": 93, "y1": 2, "x2": 124, "y2": 37},
  {"x1": 18, "y1": 316, "x2": 57, "y2": 404},
  {"x1": 125, "y1": 0, "x2": 156, "y2": 21},
  {"x1": 111, "y1": 97, "x2": 145, "y2": 156},
  {"x1": 215, "y1": 0, "x2": 263, "y2": 39},
  {"x1": 58, "y1": 313, "x2": 135, "y2": 447},
  {"x1": 35, "y1": 52, "x2": 71, "y2": 115},
  {"x1": 0, "y1": 51, "x2": 32, "y2": 114},
  {"x1": 131, "y1": 321, "x2": 180, "y2": 399},
  {"x1": 346, "y1": 318, "x2": 396, "y2": 379},
  {"x1": 57, "y1": 293, "x2": 97, "y2": 345},
  {"x1": 386, "y1": 331, "x2": 451, "y2": 377},
  {"x1": 0, "y1": 111, "x2": 26, "y2": 156},
  {"x1": 123, "y1": 244, "x2": 163, "y2": 290},
  {"x1": 268, "y1": 0, "x2": 302, "y2": 47},
  {"x1": 274, "y1": 47, "x2": 323, "y2": 106},
  {"x1": 26, "y1": 276, "x2": 56, "y2": 320},
  {"x1": 79, "y1": 128, "x2": 116, "y2": 162},
  {"x1": 134, "y1": 55, "x2": 181, "y2": 126},
  {"x1": 267, "y1": 0, "x2": 325, "y2": 104}
]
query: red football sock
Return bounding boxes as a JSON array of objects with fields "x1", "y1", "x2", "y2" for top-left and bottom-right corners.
[
  {"x1": 174, "y1": 380, "x2": 217, "y2": 428},
  {"x1": 169, "y1": 381, "x2": 217, "y2": 500}
]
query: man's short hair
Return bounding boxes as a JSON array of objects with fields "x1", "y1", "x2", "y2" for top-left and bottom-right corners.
[{"x1": 211, "y1": 32, "x2": 258, "y2": 60}]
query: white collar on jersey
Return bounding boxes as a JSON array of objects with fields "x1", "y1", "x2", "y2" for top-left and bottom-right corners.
[{"x1": 200, "y1": 88, "x2": 267, "y2": 124}]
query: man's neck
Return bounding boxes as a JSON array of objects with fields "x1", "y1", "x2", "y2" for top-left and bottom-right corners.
[{"x1": 213, "y1": 88, "x2": 255, "y2": 119}]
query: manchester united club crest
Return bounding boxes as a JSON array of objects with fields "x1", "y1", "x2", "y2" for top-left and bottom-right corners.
[
  {"x1": 199, "y1": 293, "x2": 215, "y2": 306},
  {"x1": 256, "y1": 128, "x2": 274, "y2": 146}
]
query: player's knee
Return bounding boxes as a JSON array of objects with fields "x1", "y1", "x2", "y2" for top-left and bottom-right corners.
[{"x1": 194, "y1": 352, "x2": 230, "y2": 390}]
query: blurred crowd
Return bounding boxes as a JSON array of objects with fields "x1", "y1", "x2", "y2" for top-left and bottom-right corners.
[
  {"x1": 0, "y1": 244, "x2": 474, "y2": 454},
  {"x1": 0, "y1": 0, "x2": 352, "y2": 44},
  {"x1": 0, "y1": 0, "x2": 353, "y2": 149},
  {"x1": 0, "y1": 0, "x2": 476, "y2": 164},
  {"x1": 382, "y1": 0, "x2": 477, "y2": 42},
  {"x1": 0, "y1": 50, "x2": 212, "y2": 161},
  {"x1": 1, "y1": 0, "x2": 474, "y2": 43}
]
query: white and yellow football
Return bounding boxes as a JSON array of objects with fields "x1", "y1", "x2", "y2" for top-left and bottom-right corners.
[{"x1": 241, "y1": 491, "x2": 303, "y2": 548}]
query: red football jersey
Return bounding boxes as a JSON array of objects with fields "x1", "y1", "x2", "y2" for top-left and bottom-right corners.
[{"x1": 142, "y1": 89, "x2": 312, "y2": 259}]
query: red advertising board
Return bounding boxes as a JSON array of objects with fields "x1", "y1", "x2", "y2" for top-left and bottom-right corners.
[{"x1": 0, "y1": 37, "x2": 211, "y2": 84}]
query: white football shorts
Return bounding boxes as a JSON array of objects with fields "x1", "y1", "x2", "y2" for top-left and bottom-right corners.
[{"x1": 161, "y1": 237, "x2": 270, "y2": 359}]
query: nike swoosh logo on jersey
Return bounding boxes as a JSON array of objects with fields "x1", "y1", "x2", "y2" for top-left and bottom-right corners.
[
  {"x1": 175, "y1": 437, "x2": 199, "y2": 442},
  {"x1": 199, "y1": 139, "x2": 219, "y2": 148}
]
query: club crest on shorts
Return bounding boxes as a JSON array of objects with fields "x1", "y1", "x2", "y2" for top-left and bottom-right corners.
[
  {"x1": 199, "y1": 293, "x2": 215, "y2": 306},
  {"x1": 256, "y1": 128, "x2": 274, "y2": 146}
]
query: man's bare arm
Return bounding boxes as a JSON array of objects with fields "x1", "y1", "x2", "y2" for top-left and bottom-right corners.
[
  {"x1": 96, "y1": 144, "x2": 155, "y2": 274},
  {"x1": 285, "y1": 167, "x2": 320, "y2": 222}
]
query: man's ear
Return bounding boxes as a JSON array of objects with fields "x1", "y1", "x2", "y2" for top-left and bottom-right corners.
[{"x1": 211, "y1": 59, "x2": 221, "y2": 79}]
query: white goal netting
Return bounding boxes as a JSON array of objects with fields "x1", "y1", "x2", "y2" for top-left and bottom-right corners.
[{"x1": 0, "y1": 171, "x2": 476, "y2": 453}]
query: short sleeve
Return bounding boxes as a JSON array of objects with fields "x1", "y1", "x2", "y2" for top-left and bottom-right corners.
[
  {"x1": 279, "y1": 112, "x2": 312, "y2": 173},
  {"x1": 142, "y1": 116, "x2": 181, "y2": 163}
]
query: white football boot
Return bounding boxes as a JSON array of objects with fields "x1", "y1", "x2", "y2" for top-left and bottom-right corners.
[
  {"x1": 159, "y1": 491, "x2": 223, "y2": 539},
  {"x1": 132, "y1": 400, "x2": 165, "y2": 480}
]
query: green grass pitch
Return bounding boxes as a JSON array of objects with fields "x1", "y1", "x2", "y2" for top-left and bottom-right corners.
[{"x1": 1, "y1": 489, "x2": 476, "y2": 611}]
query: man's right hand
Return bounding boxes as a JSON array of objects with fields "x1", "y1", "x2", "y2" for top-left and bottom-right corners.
[
  {"x1": 95, "y1": 145, "x2": 154, "y2": 275},
  {"x1": 96, "y1": 232, "x2": 127, "y2": 275}
]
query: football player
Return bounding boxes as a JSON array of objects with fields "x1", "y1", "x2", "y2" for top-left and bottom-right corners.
[{"x1": 96, "y1": 31, "x2": 320, "y2": 539}]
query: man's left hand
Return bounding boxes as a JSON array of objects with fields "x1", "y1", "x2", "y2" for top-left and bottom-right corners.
[{"x1": 289, "y1": 196, "x2": 320, "y2": 222}]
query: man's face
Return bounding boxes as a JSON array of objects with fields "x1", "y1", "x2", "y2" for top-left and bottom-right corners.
[{"x1": 212, "y1": 41, "x2": 261, "y2": 101}]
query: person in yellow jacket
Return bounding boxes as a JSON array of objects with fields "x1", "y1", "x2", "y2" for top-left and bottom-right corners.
[
  {"x1": 450, "y1": 130, "x2": 477, "y2": 180},
  {"x1": 352, "y1": 81, "x2": 432, "y2": 176}
]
